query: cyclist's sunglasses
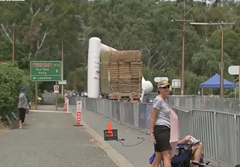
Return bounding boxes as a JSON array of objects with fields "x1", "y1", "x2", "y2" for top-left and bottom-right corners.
[{"x1": 159, "y1": 85, "x2": 170, "y2": 89}]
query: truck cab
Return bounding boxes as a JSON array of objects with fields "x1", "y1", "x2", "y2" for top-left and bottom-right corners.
[{"x1": 145, "y1": 92, "x2": 158, "y2": 103}]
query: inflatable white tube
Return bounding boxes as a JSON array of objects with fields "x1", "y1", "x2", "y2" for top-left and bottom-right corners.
[
  {"x1": 142, "y1": 77, "x2": 153, "y2": 94},
  {"x1": 87, "y1": 37, "x2": 153, "y2": 99},
  {"x1": 87, "y1": 37, "x2": 101, "y2": 98},
  {"x1": 101, "y1": 43, "x2": 117, "y2": 52},
  {"x1": 87, "y1": 38, "x2": 117, "y2": 98}
]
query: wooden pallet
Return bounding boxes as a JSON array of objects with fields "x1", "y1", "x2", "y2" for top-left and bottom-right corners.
[{"x1": 108, "y1": 93, "x2": 141, "y2": 102}]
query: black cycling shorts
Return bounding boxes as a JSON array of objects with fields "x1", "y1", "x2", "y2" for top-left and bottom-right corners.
[{"x1": 154, "y1": 125, "x2": 172, "y2": 152}]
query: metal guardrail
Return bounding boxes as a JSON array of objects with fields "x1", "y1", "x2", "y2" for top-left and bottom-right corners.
[
  {"x1": 167, "y1": 95, "x2": 240, "y2": 114},
  {"x1": 69, "y1": 97, "x2": 240, "y2": 167}
]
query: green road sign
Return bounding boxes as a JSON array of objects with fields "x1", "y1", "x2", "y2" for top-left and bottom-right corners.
[{"x1": 30, "y1": 61, "x2": 62, "y2": 81}]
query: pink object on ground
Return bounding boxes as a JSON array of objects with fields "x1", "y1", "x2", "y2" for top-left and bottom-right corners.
[{"x1": 169, "y1": 109, "x2": 179, "y2": 158}]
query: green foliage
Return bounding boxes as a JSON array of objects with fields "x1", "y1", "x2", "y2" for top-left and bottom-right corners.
[
  {"x1": 1, "y1": 0, "x2": 240, "y2": 96},
  {"x1": 66, "y1": 67, "x2": 87, "y2": 92},
  {"x1": 0, "y1": 0, "x2": 85, "y2": 92},
  {"x1": 0, "y1": 63, "x2": 31, "y2": 122},
  {"x1": 184, "y1": 71, "x2": 207, "y2": 95},
  {"x1": 142, "y1": 66, "x2": 178, "y2": 91},
  {"x1": 53, "y1": 96, "x2": 64, "y2": 104}
]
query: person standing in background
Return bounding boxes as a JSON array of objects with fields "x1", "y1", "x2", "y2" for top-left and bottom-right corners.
[{"x1": 18, "y1": 87, "x2": 28, "y2": 129}]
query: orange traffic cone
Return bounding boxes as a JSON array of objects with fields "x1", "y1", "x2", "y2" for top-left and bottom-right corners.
[{"x1": 107, "y1": 122, "x2": 113, "y2": 137}]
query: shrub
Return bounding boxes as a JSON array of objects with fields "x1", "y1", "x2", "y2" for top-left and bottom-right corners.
[
  {"x1": 0, "y1": 63, "x2": 31, "y2": 123},
  {"x1": 53, "y1": 96, "x2": 65, "y2": 104}
]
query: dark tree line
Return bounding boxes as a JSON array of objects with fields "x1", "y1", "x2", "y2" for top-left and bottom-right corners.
[{"x1": 1, "y1": 0, "x2": 240, "y2": 95}]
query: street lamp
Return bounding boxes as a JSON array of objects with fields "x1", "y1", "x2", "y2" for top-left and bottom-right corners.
[{"x1": 190, "y1": 21, "x2": 235, "y2": 98}]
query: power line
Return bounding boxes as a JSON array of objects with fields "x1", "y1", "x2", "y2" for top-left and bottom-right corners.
[
  {"x1": 190, "y1": 21, "x2": 235, "y2": 98},
  {"x1": 190, "y1": 22, "x2": 235, "y2": 26},
  {"x1": 172, "y1": 8, "x2": 194, "y2": 95}
]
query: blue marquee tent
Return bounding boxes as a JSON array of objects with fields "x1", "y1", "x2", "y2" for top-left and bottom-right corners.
[{"x1": 199, "y1": 73, "x2": 236, "y2": 88}]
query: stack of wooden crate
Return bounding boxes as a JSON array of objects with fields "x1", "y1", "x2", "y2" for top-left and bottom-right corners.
[{"x1": 100, "y1": 50, "x2": 142, "y2": 96}]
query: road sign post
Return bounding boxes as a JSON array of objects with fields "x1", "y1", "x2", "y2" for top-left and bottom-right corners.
[
  {"x1": 35, "y1": 82, "x2": 38, "y2": 110},
  {"x1": 54, "y1": 85, "x2": 59, "y2": 94},
  {"x1": 228, "y1": 65, "x2": 240, "y2": 99},
  {"x1": 53, "y1": 84, "x2": 60, "y2": 111},
  {"x1": 58, "y1": 80, "x2": 67, "y2": 85},
  {"x1": 30, "y1": 61, "x2": 62, "y2": 81},
  {"x1": 171, "y1": 79, "x2": 181, "y2": 95},
  {"x1": 154, "y1": 77, "x2": 169, "y2": 83},
  {"x1": 30, "y1": 61, "x2": 62, "y2": 111},
  {"x1": 74, "y1": 100, "x2": 83, "y2": 126}
]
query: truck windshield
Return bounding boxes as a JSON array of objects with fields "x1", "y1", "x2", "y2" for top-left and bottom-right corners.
[{"x1": 149, "y1": 92, "x2": 158, "y2": 101}]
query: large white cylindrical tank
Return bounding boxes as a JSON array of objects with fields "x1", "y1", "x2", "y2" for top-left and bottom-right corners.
[
  {"x1": 142, "y1": 77, "x2": 153, "y2": 94},
  {"x1": 87, "y1": 37, "x2": 101, "y2": 98},
  {"x1": 87, "y1": 37, "x2": 153, "y2": 98}
]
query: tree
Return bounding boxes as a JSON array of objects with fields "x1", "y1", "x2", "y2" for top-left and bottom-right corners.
[
  {"x1": 206, "y1": 28, "x2": 240, "y2": 62},
  {"x1": 1, "y1": 0, "x2": 240, "y2": 95},
  {"x1": 0, "y1": 0, "x2": 85, "y2": 91},
  {"x1": 66, "y1": 67, "x2": 87, "y2": 92},
  {"x1": 0, "y1": 63, "x2": 31, "y2": 124},
  {"x1": 184, "y1": 71, "x2": 207, "y2": 95},
  {"x1": 192, "y1": 45, "x2": 232, "y2": 78}
]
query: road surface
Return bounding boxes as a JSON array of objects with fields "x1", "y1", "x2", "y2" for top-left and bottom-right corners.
[
  {"x1": 70, "y1": 106, "x2": 220, "y2": 167},
  {"x1": 0, "y1": 110, "x2": 117, "y2": 167}
]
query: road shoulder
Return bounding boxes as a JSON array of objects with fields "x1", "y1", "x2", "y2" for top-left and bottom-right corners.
[{"x1": 71, "y1": 109, "x2": 136, "y2": 167}]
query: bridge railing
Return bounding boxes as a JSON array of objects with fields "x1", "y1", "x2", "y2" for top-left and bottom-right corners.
[
  {"x1": 167, "y1": 95, "x2": 240, "y2": 114},
  {"x1": 69, "y1": 97, "x2": 240, "y2": 167}
]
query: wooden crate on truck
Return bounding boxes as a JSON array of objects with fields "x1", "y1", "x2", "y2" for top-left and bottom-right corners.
[{"x1": 100, "y1": 50, "x2": 142, "y2": 101}]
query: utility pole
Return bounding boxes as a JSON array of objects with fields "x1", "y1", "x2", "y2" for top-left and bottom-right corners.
[
  {"x1": 74, "y1": 69, "x2": 76, "y2": 91},
  {"x1": 190, "y1": 21, "x2": 235, "y2": 98},
  {"x1": 172, "y1": 1, "x2": 193, "y2": 95},
  {"x1": 181, "y1": 10, "x2": 186, "y2": 96},
  {"x1": 220, "y1": 27, "x2": 224, "y2": 98},
  {"x1": 12, "y1": 24, "x2": 15, "y2": 63},
  {"x1": 61, "y1": 41, "x2": 64, "y2": 97}
]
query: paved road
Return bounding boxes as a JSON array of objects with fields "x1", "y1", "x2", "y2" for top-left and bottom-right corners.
[
  {"x1": 70, "y1": 106, "x2": 152, "y2": 167},
  {"x1": 42, "y1": 94, "x2": 55, "y2": 105},
  {"x1": 70, "y1": 105, "x2": 220, "y2": 167},
  {"x1": 0, "y1": 111, "x2": 117, "y2": 167},
  {"x1": 35, "y1": 105, "x2": 64, "y2": 111}
]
